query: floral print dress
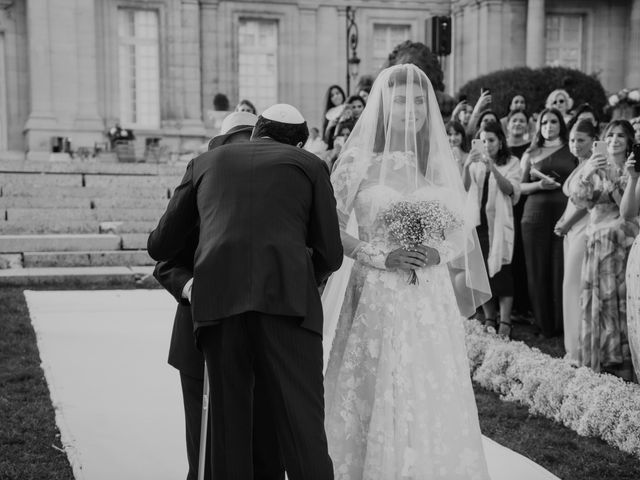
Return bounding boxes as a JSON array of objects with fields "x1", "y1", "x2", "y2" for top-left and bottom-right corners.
[
  {"x1": 570, "y1": 164, "x2": 639, "y2": 372},
  {"x1": 626, "y1": 238, "x2": 640, "y2": 380},
  {"x1": 323, "y1": 154, "x2": 490, "y2": 480}
]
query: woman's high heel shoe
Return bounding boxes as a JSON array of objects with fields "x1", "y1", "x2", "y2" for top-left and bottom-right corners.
[{"x1": 498, "y1": 321, "x2": 512, "y2": 339}]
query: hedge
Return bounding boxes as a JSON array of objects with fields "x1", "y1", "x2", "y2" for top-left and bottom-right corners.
[{"x1": 457, "y1": 66, "x2": 608, "y2": 120}]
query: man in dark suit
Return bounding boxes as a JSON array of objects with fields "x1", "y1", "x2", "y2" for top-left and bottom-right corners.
[
  {"x1": 148, "y1": 104, "x2": 343, "y2": 480},
  {"x1": 153, "y1": 112, "x2": 284, "y2": 480}
]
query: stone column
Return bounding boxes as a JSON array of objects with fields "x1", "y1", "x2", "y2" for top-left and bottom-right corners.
[
  {"x1": 298, "y1": 6, "x2": 318, "y2": 121},
  {"x1": 627, "y1": 0, "x2": 640, "y2": 88},
  {"x1": 74, "y1": 0, "x2": 103, "y2": 131},
  {"x1": 451, "y1": 6, "x2": 464, "y2": 93},
  {"x1": 181, "y1": 0, "x2": 205, "y2": 134},
  {"x1": 24, "y1": 0, "x2": 61, "y2": 159},
  {"x1": 199, "y1": 0, "x2": 219, "y2": 132},
  {"x1": 525, "y1": 0, "x2": 546, "y2": 68},
  {"x1": 24, "y1": 0, "x2": 56, "y2": 130}
]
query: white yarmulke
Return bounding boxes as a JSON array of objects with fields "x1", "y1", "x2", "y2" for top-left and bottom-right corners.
[
  {"x1": 261, "y1": 104, "x2": 305, "y2": 125},
  {"x1": 220, "y1": 112, "x2": 258, "y2": 135}
]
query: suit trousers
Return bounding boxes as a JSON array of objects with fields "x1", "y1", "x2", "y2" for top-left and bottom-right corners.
[
  {"x1": 180, "y1": 367, "x2": 285, "y2": 480},
  {"x1": 199, "y1": 312, "x2": 334, "y2": 480}
]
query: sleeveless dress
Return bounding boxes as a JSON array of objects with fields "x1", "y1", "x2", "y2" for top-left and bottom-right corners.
[
  {"x1": 323, "y1": 170, "x2": 491, "y2": 479},
  {"x1": 521, "y1": 144, "x2": 577, "y2": 337}
]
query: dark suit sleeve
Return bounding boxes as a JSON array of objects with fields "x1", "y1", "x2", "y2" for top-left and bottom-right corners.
[
  {"x1": 153, "y1": 230, "x2": 199, "y2": 306},
  {"x1": 308, "y1": 161, "x2": 344, "y2": 285},
  {"x1": 154, "y1": 260, "x2": 192, "y2": 305},
  {"x1": 147, "y1": 160, "x2": 198, "y2": 261}
]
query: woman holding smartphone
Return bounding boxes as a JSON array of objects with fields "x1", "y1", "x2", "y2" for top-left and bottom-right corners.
[
  {"x1": 520, "y1": 108, "x2": 577, "y2": 338},
  {"x1": 570, "y1": 120, "x2": 638, "y2": 379},
  {"x1": 622, "y1": 140, "x2": 640, "y2": 381},
  {"x1": 463, "y1": 121, "x2": 522, "y2": 337},
  {"x1": 554, "y1": 120, "x2": 597, "y2": 361}
]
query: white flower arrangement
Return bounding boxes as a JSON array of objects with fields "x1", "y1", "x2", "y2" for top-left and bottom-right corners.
[
  {"x1": 464, "y1": 319, "x2": 640, "y2": 458},
  {"x1": 608, "y1": 88, "x2": 640, "y2": 107}
]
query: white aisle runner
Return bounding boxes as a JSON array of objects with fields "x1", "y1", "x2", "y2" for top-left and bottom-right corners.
[
  {"x1": 26, "y1": 290, "x2": 186, "y2": 480},
  {"x1": 26, "y1": 290, "x2": 560, "y2": 480}
]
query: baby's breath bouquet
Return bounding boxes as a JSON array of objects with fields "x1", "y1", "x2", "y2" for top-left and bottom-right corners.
[{"x1": 382, "y1": 200, "x2": 462, "y2": 284}]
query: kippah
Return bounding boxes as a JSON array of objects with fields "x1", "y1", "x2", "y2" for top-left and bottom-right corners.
[
  {"x1": 261, "y1": 104, "x2": 305, "y2": 125},
  {"x1": 220, "y1": 112, "x2": 258, "y2": 134}
]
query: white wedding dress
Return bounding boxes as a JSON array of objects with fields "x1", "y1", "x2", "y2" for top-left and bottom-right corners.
[
  {"x1": 323, "y1": 173, "x2": 492, "y2": 480},
  {"x1": 323, "y1": 171, "x2": 561, "y2": 480}
]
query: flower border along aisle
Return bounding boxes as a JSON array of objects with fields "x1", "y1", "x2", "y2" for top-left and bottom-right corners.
[{"x1": 464, "y1": 319, "x2": 640, "y2": 458}]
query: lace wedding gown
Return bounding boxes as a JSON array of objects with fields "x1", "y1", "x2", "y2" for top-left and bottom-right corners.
[{"x1": 323, "y1": 169, "x2": 492, "y2": 479}]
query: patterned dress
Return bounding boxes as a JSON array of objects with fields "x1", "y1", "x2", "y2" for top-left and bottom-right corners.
[
  {"x1": 625, "y1": 238, "x2": 640, "y2": 380},
  {"x1": 570, "y1": 164, "x2": 639, "y2": 372},
  {"x1": 323, "y1": 153, "x2": 491, "y2": 480}
]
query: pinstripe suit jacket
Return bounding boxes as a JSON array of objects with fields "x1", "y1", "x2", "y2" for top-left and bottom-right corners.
[{"x1": 148, "y1": 138, "x2": 343, "y2": 335}]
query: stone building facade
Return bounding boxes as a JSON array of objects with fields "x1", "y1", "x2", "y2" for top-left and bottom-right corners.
[{"x1": 0, "y1": 0, "x2": 639, "y2": 160}]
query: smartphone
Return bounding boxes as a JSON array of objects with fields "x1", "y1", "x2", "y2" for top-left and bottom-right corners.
[
  {"x1": 471, "y1": 139, "x2": 483, "y2": 152},
  {"x1": 593, "y1": 140, "x2": 608, "y2": 157},
  {"x1": 633, "y1": 144, "x2": 640, "y2": 172}
]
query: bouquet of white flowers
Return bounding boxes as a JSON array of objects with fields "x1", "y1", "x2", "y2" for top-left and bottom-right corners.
[{"x1": 382, "y1": 200, "x2": 461, "y2": 284}]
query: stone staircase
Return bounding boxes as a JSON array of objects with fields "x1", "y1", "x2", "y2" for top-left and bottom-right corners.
[{"x1": 0, "y1": 159, "x2": 186, "y2": 286}]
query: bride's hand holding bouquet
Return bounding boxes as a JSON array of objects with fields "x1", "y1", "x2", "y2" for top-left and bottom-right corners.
[
  {"x1": 382, "y1": 200, "x2": 461, "y2": 284},
  {"x1": 384, "y1": 245, "x2": 438, "y2": 272}
]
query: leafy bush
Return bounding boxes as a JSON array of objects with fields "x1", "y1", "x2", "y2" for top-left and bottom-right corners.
[{"x1": 457, "y1": 66, "x2": 608, "y2": 120}]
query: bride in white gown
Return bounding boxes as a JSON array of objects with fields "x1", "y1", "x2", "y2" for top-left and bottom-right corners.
[{"x1": 321, "y1": 64, "x2": 560, "y2": 480}]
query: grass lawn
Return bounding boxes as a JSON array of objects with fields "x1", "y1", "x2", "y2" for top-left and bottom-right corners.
[
  {"x1": 0, "y1": 287, "x2": 74, "y2": 480},
  {"x1": 2, "y1": 286, "x2": 640, "y2": 479}
]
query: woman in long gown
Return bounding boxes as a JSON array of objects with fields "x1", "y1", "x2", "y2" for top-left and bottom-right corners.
[
  {"x1": 519, "y1": 109, "x2": 577, "y2": 338},
  {"x1": 569, "y1": 120, "x2": 638, "y2": 378},
  {"x1": 553, "y1": 120, "x2": 596, "y2": 360},
  {"x1": 321, "y1": 64, "x2": 491, "y2": 480},
  {"x1": 622, "y1": 146, "x2": 640, "y2": 381}
]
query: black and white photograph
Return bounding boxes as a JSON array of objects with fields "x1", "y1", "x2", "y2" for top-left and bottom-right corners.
[{"x1": 1, "y1": 1, "x2": 640, "y2": 479}]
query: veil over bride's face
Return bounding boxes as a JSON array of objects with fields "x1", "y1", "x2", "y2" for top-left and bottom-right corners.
[
  {"x1": 330, "y1": 63, "x2": 492, "y2": 317},
  {"x1": 388, "y1": 86, "x2": 428, "y2": 135}
]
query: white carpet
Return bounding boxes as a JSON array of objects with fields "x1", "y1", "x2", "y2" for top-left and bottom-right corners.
[
  {"x1": 25, "y1": 290, "x2": 186, "y2": 480},
  {"x1": 25, "y1": 289, "x2": 560, "y2": 480}
]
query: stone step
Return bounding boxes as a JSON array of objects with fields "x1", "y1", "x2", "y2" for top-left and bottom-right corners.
[
  {"x1": 0, "y1": 265, "x2": 158, "y2": 287},
  {"x1": 84, "y1": 174, "x2": 182, "y2": 189},
  {"x1": 0, "y1": 234, "x2": 121, "y2": 253},
  {"x1": 4, "y1": 208, "x2": 165, "y2": 222},
  {"x1": 1, "y1": 184, "x2": 170, "y2": 199},
  {"x1": 121, "y1": 233, "x2": 150, "y2": 250},
  {"x1": 91, "y1": 197, "x2": 169, "y2": 209},
  {"x1": 98, "y1": 221, "x2": 157, "y2": 234},
  {"x1": 0, "y1": 220, "x2": 99, "y2": 234},
  {"x1": 22, "y1": 250, "x2": 154, "y2": 268},
  {"x1": 0, "y1": 173, "x2": 84, "y2": 187},
  {"x1": 0, "y1": 159, "x2": 187, "y2": 175},
  {"x1": 0, "y1": 218, "x2": 158, "y2": 235},
  {"x1": 0, "y1": 197, "x2": 92, "y2": 208}
]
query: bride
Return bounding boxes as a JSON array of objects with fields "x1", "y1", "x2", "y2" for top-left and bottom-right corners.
[{"x1": 322, "y1": 64, "x2": 558, "y2": 480}]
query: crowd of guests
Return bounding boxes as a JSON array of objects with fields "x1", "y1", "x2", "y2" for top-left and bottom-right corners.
[
  {"x1": 445, "y1": 88, "x2": 640, "y2": 382},
  {"x1": 230, "y1": 84, "x2": 640, "y2": 384}
]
